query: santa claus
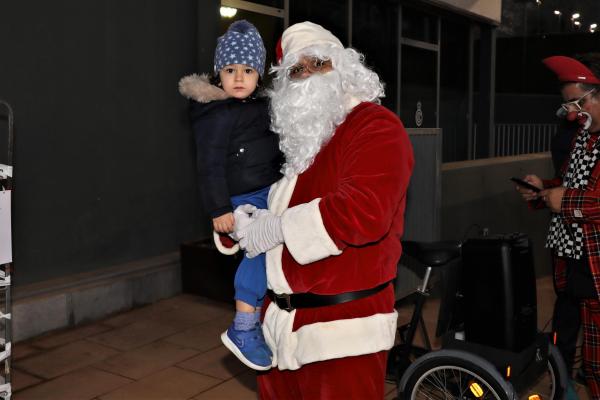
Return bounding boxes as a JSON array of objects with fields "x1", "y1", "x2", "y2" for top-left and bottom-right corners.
[{"x1": 233, "y1": 21, "x2": 414, "y2": 399}]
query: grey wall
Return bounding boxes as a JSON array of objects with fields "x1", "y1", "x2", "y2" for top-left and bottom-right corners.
[
  {"x1": 404, "y1": 129, "x2": 442, "y2": 242},
  {"x1": 0, "y1": 1, "x2": 220, "y2": 285},
  {"x1": 441, "y1": 154, "x2": 555, "y2": 277}
]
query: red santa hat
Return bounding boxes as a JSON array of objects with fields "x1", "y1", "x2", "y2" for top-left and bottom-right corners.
[
  {"x1": 278, "y1": 21, "x2": 343, "y2": 63},
  {"x1": 542, "y1": 55, "x2": 600, "y2": 85},
  {"x1": 276, "y1": 37, "x2": 283, "y2": 64}
]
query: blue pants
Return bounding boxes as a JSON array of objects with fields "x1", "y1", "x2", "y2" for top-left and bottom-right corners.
[{"x1": 230, "y1": 186, "x2": 270, "y2": 307}]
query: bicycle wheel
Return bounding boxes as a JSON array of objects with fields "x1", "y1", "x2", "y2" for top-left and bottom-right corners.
[
  {"x1": 519, "y1": 343, "x2": 567, "y2": 400},
  {"x1": 401, "y1": 350, "x2": 514, "y2": 400}
]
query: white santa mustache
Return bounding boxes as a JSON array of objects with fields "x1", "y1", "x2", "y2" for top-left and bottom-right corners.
[{"x1": 270, "y1": 71, "x2": 351, "y2": 177}]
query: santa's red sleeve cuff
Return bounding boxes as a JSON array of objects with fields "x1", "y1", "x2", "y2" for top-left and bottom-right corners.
[{"x1": 213, "y1": 231, "x2": 239, "y2": 255}]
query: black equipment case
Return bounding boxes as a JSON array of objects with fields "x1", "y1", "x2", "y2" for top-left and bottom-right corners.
[{"x1": 460, "y1": 233, "x2": 538, "y2": 352}]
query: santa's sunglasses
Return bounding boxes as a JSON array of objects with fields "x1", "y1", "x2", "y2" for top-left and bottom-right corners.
[{"x1": 287, "y1": 57, "x2": 332, "y2": 80}]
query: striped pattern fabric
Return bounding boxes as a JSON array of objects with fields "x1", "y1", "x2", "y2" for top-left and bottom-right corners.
[{"x1": 581, "y1": 299, "x2": 600, "y2": 399}]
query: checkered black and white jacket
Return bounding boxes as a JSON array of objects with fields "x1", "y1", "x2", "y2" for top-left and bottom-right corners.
[{"x1": 536, "y1": 128, "x2": 600, "y2": 301}]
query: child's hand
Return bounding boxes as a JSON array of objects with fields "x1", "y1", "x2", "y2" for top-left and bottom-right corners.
[{"x1": 213, "y1": 212, "x2": 235, "y2": 233}]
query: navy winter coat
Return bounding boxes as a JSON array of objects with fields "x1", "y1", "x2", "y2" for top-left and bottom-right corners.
[{"x1": 179, "y1": 74, "x2": 283, "y2": 218}]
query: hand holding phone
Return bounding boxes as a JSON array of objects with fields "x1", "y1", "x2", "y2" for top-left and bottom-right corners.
[{"x1": 510, "y1": 177, "x2": 541, "y2": 193}]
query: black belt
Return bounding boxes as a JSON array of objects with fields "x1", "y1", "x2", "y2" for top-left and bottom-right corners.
[{"x1": 266, "y1": 281, "x2": 392, "y2": 312}]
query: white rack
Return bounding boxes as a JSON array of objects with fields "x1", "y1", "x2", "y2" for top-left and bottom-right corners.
[{"x1": 0, "y1": 99, "x2": 13, "y2": 400}]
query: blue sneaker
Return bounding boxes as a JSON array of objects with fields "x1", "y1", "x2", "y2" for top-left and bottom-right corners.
[{"x1": 221, "y1": 323, "x2": 272, "y2": 370}]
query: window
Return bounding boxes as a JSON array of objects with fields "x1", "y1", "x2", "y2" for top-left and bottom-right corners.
[
  {"x1": 290, "y1": 0, "x2": 349, "y2": 45},
  {"x1": 352, "y1": 0, "x2": 398, "y2": 111},
  {"x1": 402, "y1": 5, "x2": 439, "y2": 44}
]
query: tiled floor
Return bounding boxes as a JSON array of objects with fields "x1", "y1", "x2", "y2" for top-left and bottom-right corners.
[{"x1": 11, "y1": 276, "x2": 592, "y2": 400}]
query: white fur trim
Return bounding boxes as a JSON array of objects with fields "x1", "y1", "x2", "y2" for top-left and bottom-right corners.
[
  {"x1": 178, "y1": 73, "x2": 229, "y2": 103},
  {"x1": 266, "y1": 244, "x2": 292, "y2": 293},
  {"x1": 268, "y1": 175, "x2": 298, "y2": 216},
  {"x1": 263, "y1": 302, "x2": 398, "y2": 370},
  {"x1": 213, "y1": 231, "x2": 239, "y2": 255},
  {"x1": 281, "y1": 22, "x2": 343, "y2": 60},
  {"x1": 281, "y1": 198, "x2": 342, "y2": 265},
  {"x1": 265, "y1": 176, "x2": 297, "y2": 293}
]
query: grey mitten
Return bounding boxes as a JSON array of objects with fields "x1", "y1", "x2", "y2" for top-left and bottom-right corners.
[{"x1": 236, "y1": 210, "x2": 283, "y2": 258}]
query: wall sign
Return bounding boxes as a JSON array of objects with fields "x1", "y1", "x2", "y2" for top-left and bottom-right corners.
[{"x1": 415, "y1": 101, "x2": 424, "y2": 127}]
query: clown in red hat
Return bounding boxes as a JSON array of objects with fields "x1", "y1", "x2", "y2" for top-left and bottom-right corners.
[
  {"x1": 544, "y1": 55, "x2": 600, "y2": 129},
  {"x1": 516, "y1": 53, "x2": 600, "y2": 399}
]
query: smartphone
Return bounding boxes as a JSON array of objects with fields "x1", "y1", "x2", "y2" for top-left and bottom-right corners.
[{"x1": 510, "y1": 177, "x2": 541, "y2": 193}]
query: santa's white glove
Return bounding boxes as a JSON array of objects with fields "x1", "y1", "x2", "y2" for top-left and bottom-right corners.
[
  {"x1": 235, "y1": 209, "x2": 283, "y2": 258},
  {"x1": 229, "y1": 204, "x2": 257, "y2": 241}
]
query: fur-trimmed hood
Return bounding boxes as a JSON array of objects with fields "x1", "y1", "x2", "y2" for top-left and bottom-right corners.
[{"x1": 178, "y1": 73, "x2": 230, "y2": 103}]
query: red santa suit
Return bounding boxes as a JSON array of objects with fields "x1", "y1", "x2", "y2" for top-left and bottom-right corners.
[{"x1": 259, "y1": 101, "x2": 414, "y2": 398}]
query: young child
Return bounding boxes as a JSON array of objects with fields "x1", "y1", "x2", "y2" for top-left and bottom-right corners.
[{"x1": 178, "y1": 20, "x2": 282, "y2": 370}]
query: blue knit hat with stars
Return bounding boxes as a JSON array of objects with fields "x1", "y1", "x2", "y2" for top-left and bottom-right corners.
[{"x1": 214, "y1": 20, "x2": 266, "y2": 77}]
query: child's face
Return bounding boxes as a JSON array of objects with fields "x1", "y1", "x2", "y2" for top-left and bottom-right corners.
[{"x1": 219, "y1": 64, "x2": 259, "y2": 99}]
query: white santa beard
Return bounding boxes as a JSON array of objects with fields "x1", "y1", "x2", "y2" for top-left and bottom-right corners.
[{"x1": 270, "y1": 71, "x2": 351, "y2": 177}]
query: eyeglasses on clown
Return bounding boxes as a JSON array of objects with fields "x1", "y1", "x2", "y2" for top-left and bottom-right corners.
[{"x1": 561, "y1": 88, "x2": 597, "y2": 113}]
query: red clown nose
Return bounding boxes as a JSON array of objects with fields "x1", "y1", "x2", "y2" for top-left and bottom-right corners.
[
  {"x1": 566, "y1": 110, "x2": 579, "y2": 122},
  {"x1": 564, "y1": 110, "x2": 592, "y2": 130}
]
